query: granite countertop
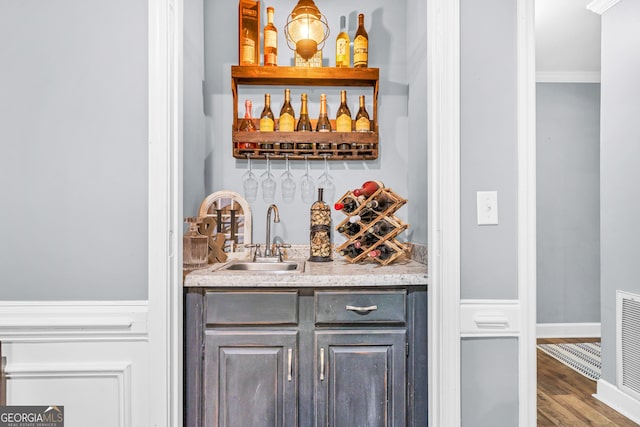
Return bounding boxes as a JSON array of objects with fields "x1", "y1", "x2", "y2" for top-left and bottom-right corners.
[{"x1": 184, "y1": 256, "x2": 428, "y2": 288}]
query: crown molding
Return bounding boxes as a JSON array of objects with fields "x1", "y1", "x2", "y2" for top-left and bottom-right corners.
[{"x1": 587, "y1": 0, "x2": 621, "y2": 15}]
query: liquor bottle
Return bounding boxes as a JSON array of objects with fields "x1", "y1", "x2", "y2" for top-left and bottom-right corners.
[
  {"x1": 241, "y1": 27, "x2": 258, "y2": 66},
  {"x1": 339, "y1": 243, "x2": 363, "y2": 259},
  {"x1": 335, "y1": 16, "x2": 350, "y2": 68},
  {"x1": 348, "y1": 208, "x2": 376, "y2": 224},
  {"x1": 334, "y1": 196, "x2": 359, "y2": 213},
  {"x1": 259, "y1": 93, "x2": 275, "y2": 149},
  {"x1": 316, "y1": 94, "x2": 331, "y2": 132},
  {"x1": 366, "y1": 192, "x2": 389, "y2": 211},
  {"x1": 336, "y1": 90, "x2": 352, "y2": 132},
  {"x1": 263, "y1": 6, "x2": 277, "y2": 66},
  {"x1": 296, "y1": 93, "x2": 313, "y2": 152},
  {"x1": 278, "y1": 89, "x2": 295, "y2": 150},
  {"x1": 368, "y1": 244, "x2": 395, "y2": 261},
  {"x1": 367, "y1": 219, "x2": 394, "y2": 236},
  {"x1": 355, "y1": 95, "x2": 371, "y2": 132},
  {"x1": 238, "y1": 99, "x2": 257, "y2": 152},
  {"x1": 353, "y1": 180, "x2": 384, "y2": 197},
  {"x1": 337, "y1": 221, "x2": 361, "y2": 236},
  {"x1": 353, "y1": 13, "x2": 369, "y2": 68}
]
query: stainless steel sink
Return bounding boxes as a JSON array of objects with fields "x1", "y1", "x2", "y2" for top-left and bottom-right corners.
[{"x1": 218, "y1": 260, "x2": 304, "y2": 273}]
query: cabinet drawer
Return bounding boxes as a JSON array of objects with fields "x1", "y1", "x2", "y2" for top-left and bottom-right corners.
[
  {"x1": 314, "y1": 290, "x2": 406, "y2": 324},
  {"x1": 206, "y1": 291, "x2": 298, "y2": 325}
]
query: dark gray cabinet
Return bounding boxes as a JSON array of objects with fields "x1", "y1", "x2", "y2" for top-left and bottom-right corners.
[{"x1": 185, "y1": 286, "x2": 427, "y2": 427}]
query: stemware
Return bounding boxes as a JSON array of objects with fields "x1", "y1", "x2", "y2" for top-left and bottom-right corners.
[
  {"x1": 300, "y1": 155, "x2": 316, "y2": 204},
  {"x1": 317, "y1": 154, "x2": 336, "y2": 204},
  {"x1": 280, "y1": 154, "x2": 296, "y2": 203},
  {"x1": 261, "y1": 154, "x2": 277, "y2": 202},
  {"x1": 242, "y1": 153, "x2": 258, "y2": 202}
]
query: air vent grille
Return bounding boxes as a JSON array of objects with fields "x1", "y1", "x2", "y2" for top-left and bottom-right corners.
[{"x1": 617, "y1": 291, "x2": 640, "y2": 400}]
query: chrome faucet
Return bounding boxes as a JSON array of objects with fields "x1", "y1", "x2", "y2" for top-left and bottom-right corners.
[{"x1": 264, "y1": 204, "x2": 280, "y2": 257}]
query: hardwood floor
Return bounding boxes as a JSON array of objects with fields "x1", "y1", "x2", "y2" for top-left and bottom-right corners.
[{"x1": 537, "y1": 338, "x2": 639, "y2": 426}]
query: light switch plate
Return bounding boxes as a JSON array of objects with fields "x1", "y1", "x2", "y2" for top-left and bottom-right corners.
[{"x1": 477, "y1": 191, "x2": 498, "y2": 225}]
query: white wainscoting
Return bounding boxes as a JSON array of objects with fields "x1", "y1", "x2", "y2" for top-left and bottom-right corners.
[
  {"x1": 595, "y1": 378, "x2": 640, "y2": 425},
  {"x1": 0, "y1": 301, "x2": 148, "y2": 427}
]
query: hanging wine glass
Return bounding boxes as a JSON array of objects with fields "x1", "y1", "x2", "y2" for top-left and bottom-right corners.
[
  {"x1": 261, "y1": 154, "x2": 277, "y2": 202},
  {"x1": 280, "y1": 154, "x2": 296, "y2": 203},
  {"x1": 300, "y1": 155, "x2": 316, "y2": 204},
  {"x1": 242, "y1": 153, "x2": 258, "y2": 202},
  {"x1": 317, "y1": 154, "x2": 336, "y2": 204}
]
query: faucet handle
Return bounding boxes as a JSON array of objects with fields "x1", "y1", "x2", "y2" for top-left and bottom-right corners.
[
  {"x1": 274, "y1": 243, "x2": 291, "y2": 261},
  {"x1": 244, "y1": 243, "x2": 261, "y2": 260}
]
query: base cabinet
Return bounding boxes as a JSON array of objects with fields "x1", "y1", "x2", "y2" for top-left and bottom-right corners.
[{"x1": 185, "y1": 287, "x2": 427, "y2": 427}]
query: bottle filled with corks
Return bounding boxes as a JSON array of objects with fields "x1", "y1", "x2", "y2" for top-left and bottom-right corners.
[{"x1": 309, "y1": 188, "x2": 333, "y2": 262}]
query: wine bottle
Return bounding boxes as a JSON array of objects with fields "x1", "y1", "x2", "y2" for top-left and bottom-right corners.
[
  {"x1": 366, "y1": 192, "x2": 389, "y2": 211},
  {"x1": 335, "y1": 16, "x2": 350, "y2": 68},
  {"x1": 238, "y1": 99, "x2": 257, "y2": 152},
  {"x1": 353, "y1": 180, "x2": 384, "y2": 197},
  {"x1": 263, "y1": 6, "x2": 277, "y2": 66},
  {"x1": 336, "y1": 90, "x2": 352, "y2": 132},
  {"x1": 353, "y1": 13, "x2": 369, "y2": 68},
  {"x1": 241, "y1": 27, "x2": 258, "y2": 66},
  {"x1": 278, "y1": 89, "x2": 295, "y2": 150},
  {"x1": 348, "y1": 208, "x2": 376, "y2": 224},
  {"x1": 369, "y1": 244, "x2": 395, "y2": 261},
  {"x1": 340, "y1": 243, "x2": 363, "y2": 259},
  {"x1": 334, "y1": 196, "x2": 359, "y2": 213},
  {"x1": 353, "y1": 233, "x2": 379, "y2": 249},
  {"x1": 296, "y1": 93, "x2": 313, "y2": 152},
  {"x1": 259, "y1": 93, "x2": 275, "y2": 149},
  {"x1": 316, "y1": 94, "x2": 331, "y2": 132},
  {"x1": 367, "y1": 219, "x2": 394, "y2": 236},
  {"x1": 337, "y1": 222, "x2": 361, "y2": 236},
  {"x1": 355, "y1": 95, "x2": 371, "y2": 132}
]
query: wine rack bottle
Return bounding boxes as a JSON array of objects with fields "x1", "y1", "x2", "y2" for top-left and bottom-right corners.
[
  {"x1": 296, "y1": 93, "x2": 313, "y2": 153},
  {"x1": 353, "y1": 13, "x2": 369, "y2": 68},
  {"x1": 353, "y1": 180, "x2": 384, "y2": 197},
  {"x1": 259, "y1": 93, "x2": 275, "y2": 149},
  {"x1": 366, "y1": 192, "x2": 389, "y2": 212},
  {"x1": 340, "y1": 243, "x2": 363, "y2": 259},
  {"x1": 355, "y1": 95, "x2": 371, "y2": 132},
  {"x1": 368, "y1": 244, "x2": 395, "y2": 261},
  {"x1": 238, "y1": 99, "x2": 257, "y2": 152},
  {"x1": 368, "y1": 219, "x2": 394, "y2": 237},
  {"x1": 334, "y1": 196, "x2": 359, "y2": 213},
  {"x1": 335, "y1": 16, "x2": 350, "y2": 68},
  {"x1": 316, "y1": 93, "x2": 331, "y2": 132},
  {"x1": 278, "y1": 89, "x2": 295, "y2": 150},
  {"x1": 338, "y1": 221, "x2": 361, "y2": 236},
  {"x1": 349, "y1": 208, "x2": 376, "y2": 224},
  {"x1": 263, "y1": 6, "x2": 277, "y2": 66}
]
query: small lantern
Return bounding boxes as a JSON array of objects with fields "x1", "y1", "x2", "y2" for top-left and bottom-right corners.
[{"x1": 284, "y1": 0, "x2": 330, "y2": 61}]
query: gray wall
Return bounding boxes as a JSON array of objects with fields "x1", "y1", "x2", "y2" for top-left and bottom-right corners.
[
  {"x1": 600, "y1": 0, "x2": 640, "y2": 384},
  {"x1": 536, "y1": 83, "x2": 601, "y2": 324},
  {"x1": 459, "y1": 0, "x2": 519, "y2": 425},
  {"x1": 0, "y1": 0, "x2": 148, "y2": 300},
  {"x1": 198, "y1": 0, "x2": 428, "y2": 246}
]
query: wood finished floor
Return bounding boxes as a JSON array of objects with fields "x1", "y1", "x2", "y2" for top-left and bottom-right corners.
[{"x1": 537, "y1": 338, "x2": 639, "y2": 426}]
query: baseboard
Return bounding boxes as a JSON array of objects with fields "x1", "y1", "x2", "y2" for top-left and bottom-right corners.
[
  {"x1": 536, "y1": 322, "x2": 601, "y2": 339},
  {"x1": 594, "y1": 378, "x2": 640, "y2": 424}
]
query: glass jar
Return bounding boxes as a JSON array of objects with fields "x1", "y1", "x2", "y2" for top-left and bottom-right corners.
[
  {"x1": 309, "y1": 188, "x2": 332, "y2": 262},
  {"x1": 183, "y1": 217, "x2": 209, "y2": 269}
]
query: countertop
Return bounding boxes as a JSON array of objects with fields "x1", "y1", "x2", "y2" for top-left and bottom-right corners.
[{"x1": 184, "y1": 257, "x2": 428, "y2": 288}]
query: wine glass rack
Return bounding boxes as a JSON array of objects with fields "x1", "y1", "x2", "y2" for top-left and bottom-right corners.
[
  {"x1": 335, "y1": 187, "x2": 409, "y2": 266},
  {"x1": 231, "y1": 66, "x2": 379, "y2": 161}
]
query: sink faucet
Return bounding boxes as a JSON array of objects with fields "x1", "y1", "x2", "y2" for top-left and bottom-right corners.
[{"x1": 264, "y1": 204, "x2": 280, "y2": 257}]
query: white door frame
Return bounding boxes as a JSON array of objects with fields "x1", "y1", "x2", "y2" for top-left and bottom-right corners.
[
  {"x1": 145, "y1": 0, "x2": 536, "y2": 425},
  {"x1": 148, "y1": 0, "x2": 184, "y2": 425}
]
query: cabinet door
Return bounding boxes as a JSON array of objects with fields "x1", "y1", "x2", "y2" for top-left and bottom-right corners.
[
  {"x1": 315, "y1": 330, "x2": 406, "y2": 427},
  {"x1": 204, "y1": 330, "x2": 298, "y2": 427}
]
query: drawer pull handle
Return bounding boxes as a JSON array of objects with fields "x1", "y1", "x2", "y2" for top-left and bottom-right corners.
[
  {"x1": 287, "y1": 348, "x2": 293, "y2": 382},
  {"x1": 320, "y1": 348, "x2": 325, "y2": 381},
  {"x1": 346, "y1": 304, "x2": 378, "y2": 313}
]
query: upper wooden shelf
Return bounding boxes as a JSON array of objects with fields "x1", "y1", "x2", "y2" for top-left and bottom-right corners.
[{"x1": 231, "y1": 66, "x2": 379, "y2": 87}]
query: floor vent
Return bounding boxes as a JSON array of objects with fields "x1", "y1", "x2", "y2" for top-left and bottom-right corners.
[{"x1": 617, "y1": 290, "x2": 640, "y2": 400}]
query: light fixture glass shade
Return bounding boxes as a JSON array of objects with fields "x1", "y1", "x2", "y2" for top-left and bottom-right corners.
[{"x1": 284, "y1": 0, "x2": 329, "y2": 60}]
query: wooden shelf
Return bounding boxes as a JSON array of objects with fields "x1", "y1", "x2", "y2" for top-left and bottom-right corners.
[{"x1": 232, "y1": 66, "x2": 380, "y2": 161}]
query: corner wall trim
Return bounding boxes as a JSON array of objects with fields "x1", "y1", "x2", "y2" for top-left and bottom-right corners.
[
  {"x1": 536, "y1": 322, "x2": 601, "y2": 339},
  {"x1": 595, "y1": 378, "x2": 640, "y2": 424}
]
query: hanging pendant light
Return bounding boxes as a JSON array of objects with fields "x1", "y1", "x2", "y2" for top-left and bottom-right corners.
[{"x1": 284, "y1": 0, "x2": 330, "y2": 60}]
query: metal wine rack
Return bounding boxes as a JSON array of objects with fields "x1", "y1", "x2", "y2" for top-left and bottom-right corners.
[{"x1": 335, "y1": 187, "x2": 409, "y2": 266}]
